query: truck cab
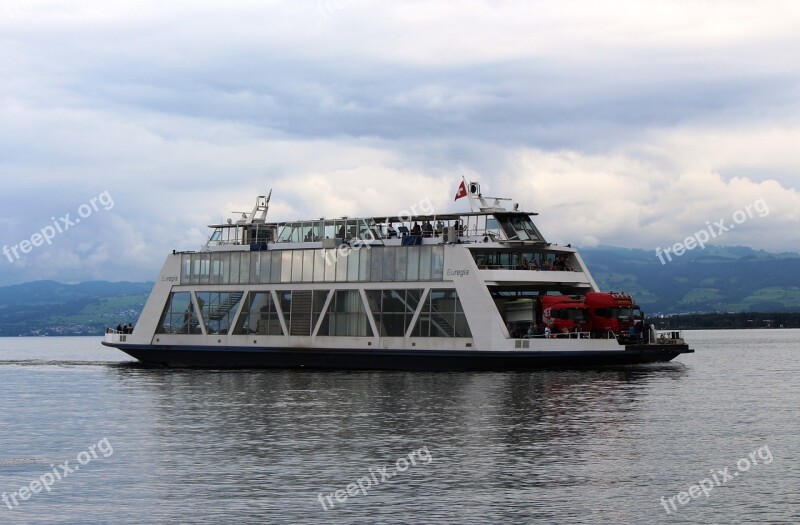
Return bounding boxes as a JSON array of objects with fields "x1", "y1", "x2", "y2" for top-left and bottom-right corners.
[{"x1": 584, "y1": 291, "x2": 642, "y2": 338}]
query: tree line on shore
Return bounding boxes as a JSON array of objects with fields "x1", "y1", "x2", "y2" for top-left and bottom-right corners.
[{"x1": 653, "y1": 312, "x2": 800, "y2": 329}]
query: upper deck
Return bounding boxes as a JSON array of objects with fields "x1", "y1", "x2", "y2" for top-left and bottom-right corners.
[
  {"x1": 204, "y1": 183, "x2": 547, "y2": 251},
  {"x1": 169, "y1": 183, "x2": 597, "y2": 292}
]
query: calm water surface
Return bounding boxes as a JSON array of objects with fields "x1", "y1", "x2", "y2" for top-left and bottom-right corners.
[{"x1": 0, "y1": 330, "x2": 798, "y2": 524}]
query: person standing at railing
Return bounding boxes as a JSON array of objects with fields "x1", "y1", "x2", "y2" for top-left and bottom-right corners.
[{"x1": 422, "y1": 220, "x2": 433, "y2": 238}]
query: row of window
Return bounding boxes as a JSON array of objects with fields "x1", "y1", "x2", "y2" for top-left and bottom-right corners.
[
  {"x1": 180, "y1": 245, "x2": 446, "y2": 285},
  {"x1": 157, "y1": 288, "x2": 472, "y2": 338},
  {"x1": 472, "y1": 250, "x2": 575, "y2": 270}
]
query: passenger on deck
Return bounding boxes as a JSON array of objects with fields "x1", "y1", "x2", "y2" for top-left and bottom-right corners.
[
  {"x1": 526, "y1": 323, "x2": 538, "y2": 338},
  {"x1": 411, "y1": 222, "x2": 422, "y2": 236},
  {"x1": 422, "y1": 220, "x2": 433, "y2": 238},
  {"x1": 544, "y1": 326, "x2": 551, "y2": 338},
  {"x1": 520, "y1": 256, "x2": 530, "y2": 270},
  {"x1": 386, "y1": 222, "x2": 397, "y2": 238},
  {"x1": 507, "y1": 322, "x2": 517, "y2": 338}
]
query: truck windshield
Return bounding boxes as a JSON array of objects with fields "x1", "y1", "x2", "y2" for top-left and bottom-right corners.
[
  {"x1": 612, "y1": 307, "x2": 636, "y2": 319},
  {"x1": 554, "y1": 308, "x2": 588, "y2": 322},
  {"x1": 595, "y1": 306, "x2": 639, "y2": 319}
]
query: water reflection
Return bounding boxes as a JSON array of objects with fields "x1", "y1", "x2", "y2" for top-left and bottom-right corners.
[{"x1": 99, "y1": 364, "x2": 690, "y2": 522}]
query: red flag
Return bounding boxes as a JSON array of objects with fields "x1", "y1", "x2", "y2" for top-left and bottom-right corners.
[{"x1": 454, "y1": 181, "x2": 467, "y2": 201}]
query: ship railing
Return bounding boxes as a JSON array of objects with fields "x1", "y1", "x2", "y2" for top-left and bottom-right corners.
[
  {"x1": 522, "y1": 331, "x2": 591, "y2": 339},
  {"x1": 655, "y1": 330, "x2": 685, "y2": 344},
  {"x1": 103, "y1": 329, "x2": 128, "y2": 344},
  {"x1": 478, "y1": 264, "x2": 581, "y2": 272}
]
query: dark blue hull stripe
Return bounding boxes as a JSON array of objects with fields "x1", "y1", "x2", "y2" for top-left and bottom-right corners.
[{"x1": 103, "y1": 342, "x2": 693, "y2": 370}]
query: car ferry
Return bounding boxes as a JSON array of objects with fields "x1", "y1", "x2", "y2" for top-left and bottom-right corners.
[{"x1": 103, "y1": 181, "x2": 692, "y2": 369}]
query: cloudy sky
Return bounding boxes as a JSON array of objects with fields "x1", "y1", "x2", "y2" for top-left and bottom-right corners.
[{"x1": 1, "y1": 0, "x2": 799, "y2": 285}]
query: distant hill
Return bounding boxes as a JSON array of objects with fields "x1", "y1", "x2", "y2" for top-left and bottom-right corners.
[
  {"x1": 579, "y1": 245, "x2": 800, "y2": 314},
  {"x1": 0, "y1": 245, "x2": 799, "y2": 335},
  {"x1": 0, "y1": 281, "x2": 153, "y2": 336}
]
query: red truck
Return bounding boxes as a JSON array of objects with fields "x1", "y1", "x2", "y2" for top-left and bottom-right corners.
[
  {"x1": 540, "y1": 295, "x2": 590, "y2": 335},
  {"x1": 583, "y1": 291, "x2": 642, "y2": 337}
]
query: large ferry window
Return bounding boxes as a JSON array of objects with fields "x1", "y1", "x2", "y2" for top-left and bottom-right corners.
[
  {"x1": 239, "y1": 252, "x2": 250, "y2": 283},
  {"x1": 323, "y1": 290, "x2": 373, "y2": 337},
  {"x1": 383, "y1": 249, "x2": 396, "y2": 280},
  {"x1": 395, "y1": 248, "x2": 408, "y2": 281},
  {"x1": 303, "y1": 250, "x2": 315, "y2": 282},
  {"x1": 181, "y1": 254, "x2": 191, "y2": 284},
  {"x1": 431, "y1": 246, "x2": 444, "y2": 279},
  {"x1": 370, "y1": 249, "x2": 384, "y2": 282},
  {"x1": 495, "y1": 214, "x2": 541, "y2": 241},
  {"x1": 358, "y1": 249, "x2": 370, "y2": 281},
  {"x1": 292, "y1": 250, "x2": 303, "y2": 282},
  {"x1": 259, "y1": 251, "x2": 271, "y2": 284},
  {"x1": 270, "y1": 251, "x2": 281, "y2": 282},
  {"x1": 419, "y1": 246, "x2": 432, "y2": 280},
  {"x1": 413, "y1": 289, "x2": 472, "y2": 338},
  {"x1": 324, "y1": 249, "x2": 337, "y2": 282},
  {"x1": 281, "y1": 251, "x2": 292, "y2": 282},
  {"x1": 229, "y1": 252, "x2": 242, "y2": 284},
  {"x1": 233, "y1": 292, "x2": 283, "y2": 336},
  {"x1": 336, "y1": 248, "x2": 348, "y2": 282},
  {"x1": 347, "y1": 248, "x2": 360, "y2": 281},
  {"x1": 407, "y1": 247, "x2": 420, "y2": 281},
  {"x1": 157, "y1": 292, "x2": 199, "y2": 334},
  {"x1": 248, "y1": 252, "x2": 259, "y2": 283},
  {"x1": 314, "y1": 250, "x2": 326, "y2": 282}
]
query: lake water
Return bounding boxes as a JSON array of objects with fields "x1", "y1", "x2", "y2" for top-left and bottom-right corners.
[{"x1": 0, "y1": 330, "x2": 798, "y2": 524}]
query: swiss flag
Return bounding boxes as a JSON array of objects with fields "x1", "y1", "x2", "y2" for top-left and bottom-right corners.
[{"x1": 454, "y1": 181, "x2": 467, "y2": 201}]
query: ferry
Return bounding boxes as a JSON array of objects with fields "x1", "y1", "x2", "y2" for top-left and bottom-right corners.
[{"x1": 103, "y1": 181, "x2": 693, "y2": 369}]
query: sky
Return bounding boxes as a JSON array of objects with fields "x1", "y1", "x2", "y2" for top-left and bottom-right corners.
[{"x1": 1, "y1": 0, "x2": 799, "y2": 285}]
